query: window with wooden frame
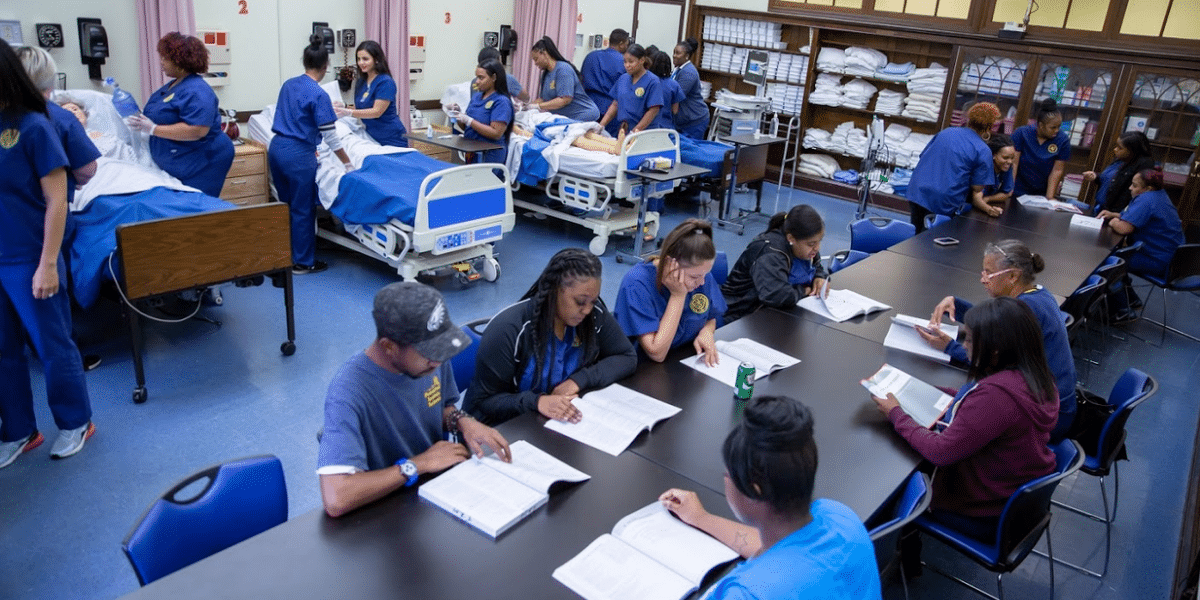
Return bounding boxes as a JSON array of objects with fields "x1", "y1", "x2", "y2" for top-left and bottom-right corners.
[
  {"x1": 768, "y1": 0, "x2": 970, "y2": 18},
  {"x1": 1119, "y1": 0, "x2": 1200, "y2": 40},
  {"x1": 992, "y1": 0, "x2": 1112, "y2": 32}
]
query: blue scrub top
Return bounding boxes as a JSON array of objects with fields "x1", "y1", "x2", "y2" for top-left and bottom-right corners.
[
  {"x1": 673, "y1": 62, "x2": 709, "y2": 132},
  {"x1": 907, "y1": 127, "x2": 994, "y2": 216},
  {"x1": 788, "y1": 256, "x2": 818, "y2": 286},
  {"x1": 1012, "y1": 124, "x2": 1070, "y2": 197},
  {"x1": 463, "y1": 90, "x2": 513, "y2": 164},
  {"x1": 0, "y1": 111, "x2": 69, "y2": 264},
  {"x1": 539, "y1": 61, "x2": 600, "y2": 122},
  {"x1": 354, "y1": 73, "x2": 408, "y2": 147},
  {"x1": 983, "y1": 166, "x2": 1014, "y2": 198},
  {"x1": 517, "y1": 326, "x2": 584, "y2": 393},
  {"x1": 272, "y1": 74, "x2": 338, "y2": 147},
  {"x1": 614, "y1": 260, "x2": 727, "y2": 350},
  {"x1": 609, "y1": 72, "x2": 665, "y2": 132},
  {"x1": 652, "y1": 76, "x2": 685, "y2": 130},
  {"x1": 144, "y1": 74, "x2": 227, "y2": 169},
  {"x1": 46, "y1": 101, "x2": 100, "y2": 205},
  {"x1": 581, "y1": 47, "x2": 625, "y2": 114},
  {"x1": 1121, "y1": 188, "x2": 1184, "y2": 277},
  {"x1": 1093, "y1": 160, "x2": 1122, "y2": 210}
]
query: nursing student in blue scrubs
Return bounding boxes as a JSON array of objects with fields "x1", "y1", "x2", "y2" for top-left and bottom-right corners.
[
  {"x1": 18, "y1": 47, "x2": 100, "y2": 207},
  {"x1": 615, "y1": 219, "x2": 726, "y2": 365},
  {"x1": 334, "y1": 40, "x2": 408, "y2": 147},
  {"x1": 598, "y1": 44, "x2": 665, "y2": 136},
  {"x1": 269, "y1": 35, "x2": 354, "y2": 275},
  {"x1": 126, "y1": 32, "x2": 234, "y2": 198},
  {"x1": 981, "y1": 133, "x2": 1016, "y2": 206},
  {"x1": 1011, "y1": 98, "x2": 1070, "y2": 200},
  {"x1": 649, "y1": 51, "x2": 684, "y2": 131},
  {"x1": 671, "y1": 38, "x2": 710, "y2": 139},
  {"x1": 0, "y1": 39, "x2": 95, "y2": 469},
  {"x1": 530, "y1": 36, "x2": 600, "y2": 123},
  {"x1": 476, "y1": 47, "x2": 528, "y2": 103},
  {"x1": 660, "y1": 395, "x2": 882, "y2": 600},
  {"x1": 454, "y1": 59, "x2": 513, "y2": 165},
  {"x1": 906, "y1": 102, "x2": 1001, "y2": 233},
  {"x1": 581, "y1": 28, "x2": 629, "y2": 125},
  {"x1": 919, "y1": 239, "x2": 1077, "y2": 442}
]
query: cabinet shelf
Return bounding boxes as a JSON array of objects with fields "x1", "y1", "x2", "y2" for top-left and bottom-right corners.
[
  {"x1": 701, "y1": 38, "x2": 809, "y2": 55},
  {"x1": 809, "y1": 103, "x2": 939, "y2": 126},
  {"x1": 815, "y1": 69, "x2": 916, "y2": 87}
]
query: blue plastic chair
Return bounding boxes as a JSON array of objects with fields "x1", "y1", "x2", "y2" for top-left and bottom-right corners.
[
  {"x1": 850, "y1": 217, "x2": 916, "y2": 254},
  {"x1": 712, "y1": 251, "x2": 729, "y2": 286},
  {"x1": 829, "y1": 249, "x2": 870, "y2": 274},
  {"x1": 1051, "y1": 369, "x2": 1158, "y2": 578},
  {"x1": 1134, "y1": 243, "x2": 1200, "y2": 344},
  {"x1": 123, "y1": 455, "x2": 288, "y2": 585},
  {"x1": 868, "y1": 472, "x2": 932, "y2": 600},
  {"x1": 923, "y1": 213, "x2": 951, "y2": 230},
  {"x1": 915, "y1": 439, "x2": 1084, "y2": 600},
  {"x1": 450, "y1": 319, "x2": 487, "y2": 400},
  {"x1": 1061, "y1": 275, "x2": 1106, "y2": 375}
]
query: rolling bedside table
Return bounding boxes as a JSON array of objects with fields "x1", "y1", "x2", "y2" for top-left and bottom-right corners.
[{"x1": 220, "y1": 141, "x2": 269, "y2": 205}]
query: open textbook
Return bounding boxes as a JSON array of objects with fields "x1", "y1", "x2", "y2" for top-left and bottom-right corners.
[
  {"x1": 883, "y1": 315, "x2": 959, "y2": 364},
  {"x1": 682, "y1": 338, "x2": 800, "y2": 386},
  {"x1": 553, "y1": 503, "x2": 739, "y2": 600},
  {"x1": 544, "y1": 384, "x2": 681, "y2": 456},
  {"x1": 861, "y1": 363, "x2": 955, "y2": 428},
  {"x1": 1069, "y1": 213, "x2": 1105, "y2": 230},
  {"x1": 1017, "y1": 194, "x2": 1083, "y2": 214},
  {"x1": 797, "y1": 281, "x2": 891, "y2": 322},
  {"x1": 418, "y1": 440, "x2": 590, "y2": 538}
]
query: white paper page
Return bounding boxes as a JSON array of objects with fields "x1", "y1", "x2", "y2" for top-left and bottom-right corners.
[
  {"x1": 480, "y1": 439, "x2": 590, "y2": 493},
  {"x1": 612, "y1": 503, "x2": 739, "y2": 586},
  {"x1": 418, "y1": 459, "x2": 548, "y2": 537},
  {"x1": 1046, "y1": 199, "x2": 1082, "y2": 213},
  {"x1": 798, "y1": 287, "x2": 891, "y2": 322},
  {"x1": 683, "y1": 339, "x2": 799, "y2": 386},
  {"x1": 883, "y1": 315, "x2": 958, "y2": 364},
  {"x1": 545, "y1": 384, "x2": 681, "y2": 456},
  {"x1": 1016, "y1": 194, "x2": 1053, "y2": 208},
  {"x1": 730, "y1": 338, "x2": 801, "y2": 373},
  {"x1": 553, "y1": 534, "x2": 695, "y2": 600},
  {"x1": 861, "y1": 364, "x2": 954, "y2": 428},
  {"x1": 1070, "y1": 213, "x2": 1104, "y2": 230}
]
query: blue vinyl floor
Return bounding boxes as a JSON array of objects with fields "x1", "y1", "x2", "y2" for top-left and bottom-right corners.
[{"x1": 1, "y1": 184, "x2": 1196, "y2": 600}]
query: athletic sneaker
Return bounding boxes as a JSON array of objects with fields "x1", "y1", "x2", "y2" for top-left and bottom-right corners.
[
  {"x1": 49, "y1": 422, "x2": 95, "y2": 459},
  {"x1": 292, "y1": 260, "x2": 328, "y2": 275},
  {"x1": 0, "y1": 432, "x2": 44, "y2": 469}
]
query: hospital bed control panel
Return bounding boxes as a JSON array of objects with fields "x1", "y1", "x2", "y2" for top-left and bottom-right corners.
[{"x1": 435, "y1": 225, "x2": 502, "y2": 252}]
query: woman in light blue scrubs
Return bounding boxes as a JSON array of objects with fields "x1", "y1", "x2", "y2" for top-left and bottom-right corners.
[
  {"x1": 672, "y1": 38, "x2": 710, "y2": 139},
  {"x1": 336, "y1": 40, "x2": 408, "y2": 147},
  {"x1": 127, "y1": 32, "x2": 234, "y2": 198},
  {"x1": 530, "y1": 36, "x2": 600, "y2": 122}
]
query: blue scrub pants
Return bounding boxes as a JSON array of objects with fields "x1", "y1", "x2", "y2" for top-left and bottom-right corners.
[
  {"x1": 155, "y1": 135, "x2": 235, "y2": 198},
  {"x1": 268, "y1": 135, "x2": 320, "y2": 267},
  {"x1": 677, "y1": 120, "x2": 709, "y2": 140},
  {"x1": 0, "y1": 261, "x2": 91, "y2": 442}
]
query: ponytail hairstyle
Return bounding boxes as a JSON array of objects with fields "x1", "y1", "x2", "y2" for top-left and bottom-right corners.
[
  {"x1": 1035, "y1": 98, "x2": 1061, "y2": 126},
  {"x1": 303, "y1": 33, "x2": 330, "y2": 71},
  {"x1": 987, "y1": 132, "x2": 1013, "y2": 156},
  {"x1": 1117, "y1": 131, "x2": 1152, "y2": 164},
  {"x1": 656, "y1": 218, "x2": 717, "y2": 290},
  {"x1": 0, "y1": 39, "x2": 49, "y2": 122},
  {"x1": 676, "y1": 37, "x2": 699, "y2": 61},
  {"x1": 649, "y1": 51, "x2": 672, "y2": 79},
  {"x1": 643, "y1": 45, "x2": 660, "y2": 70},
  {"x1": 478, "y1": 59, "x2": 514, "y2": 137},
  {"x1": 966, "y1": 102, "x2": 1001, "y2": 135},
  {"x1": 767, "y1": 204, "x2": 824, "y2": 242},
  {"x1": 354, "y1": 40, "x2": 391, "y2": 79},
  {"x1": 985, "y1": 239, "x2": 1044, "y2": 285},
  {"x1": 722, "y1": 395, "x2": 819, "y2": 514},
  {"x1": 963, "y1": 297, "x2": 1057, "y2": 406},
  {"x1": 532, "y1": 36, "x2": 583, "y2": 96},
  {"x1": 519, "y1": 248, "x2": 604, "y2": 392},
  {"x1": 1138, "y1": 165, "x2": 1164, "y2": 190}
]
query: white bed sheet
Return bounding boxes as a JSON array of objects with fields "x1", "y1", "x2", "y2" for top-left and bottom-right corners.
[{"x1": 510, "y1": 111, "x2": 619, "y2": 181}]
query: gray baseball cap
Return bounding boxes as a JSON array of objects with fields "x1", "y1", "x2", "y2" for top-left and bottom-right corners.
[{"x1": 372, "y1": 282, "x2": 471, "y2": 363}]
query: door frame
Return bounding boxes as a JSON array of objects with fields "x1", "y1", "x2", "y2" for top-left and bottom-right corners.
[{"x1": 632, "y1": 0, "x2": 686, "y2": 48}]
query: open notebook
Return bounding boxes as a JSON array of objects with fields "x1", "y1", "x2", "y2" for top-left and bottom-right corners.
[
  {"x1": 545, "y1": 384, "x2": 681, "y2": 456},
  {"x1": 1017, "y1": 194, "x2": 1083, "y2": 214},
  {"x1": 797, "y1": 282, "x2": 891, "y2": 322},
  {"x1": 683, "y1": 338, "x2": 800, "y2": 386},
  {"x1": 553, "y1": 503, "x2": 739, "y2": 600},
  {"x1": 862, "y1": 363, "x2": 954, "y2": 428},
  {"x1": 418, "y1": 440, "x2": 590, "y2": 538},
  {"x1": 883, "y1": 315, "x2": 959, "y2": 364}
]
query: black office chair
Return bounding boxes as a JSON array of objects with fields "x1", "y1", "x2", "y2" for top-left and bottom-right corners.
[
  {"x1": 915, "y1": 439, "x2": 1084, "y2": 600},
  {"x1": 1133, "y1": 243, "x2": 1200, "y2": 344},
  {"x1": 1061, "y1": 275, "x2": 1106, "y2": 376},
  {"x1": 1091, "y1": 256, "x2": 1128, "y2": 340},
  {"x1": 867, "y1": 471, "x2": 931, "y2": 600}
]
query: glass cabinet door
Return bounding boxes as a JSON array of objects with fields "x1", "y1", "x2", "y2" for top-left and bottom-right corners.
[
  {"x1": 951, "y1": 50, "x2": 1030, "y2": 134},
  {"x1": 1032, "y1": 60, "x2": 1119, "y2": 201},
  {"x1": 1126, "y1": 71, "x2": 1200, "y2": 190}
]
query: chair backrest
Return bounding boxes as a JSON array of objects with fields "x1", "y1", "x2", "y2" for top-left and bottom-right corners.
[
  {"x1": 829, "y1": 249, "x2": 870, "y2": 274},
  {"x1": 1061, "y1": 274, "x2": 1105, "y2": 332},
  {"x1": 712, "y1": 250, "x2": 729, "y2": 286},
  {"x1": 1166, "y1": 243, "x2": 1200, "y2": 289},
  {"x1": 1111, "y1": 240, "x2": 1144, "y2": 261},
  {"x1": 450, "y1": 319, "x2": 486, "y2": 396},
  {"x1": 868, "y1": 471, "x2": 932, "y2": 571},
  {"x1": 1094, "y1": 257, "x2": 1127, "y2": 295},
  {"x1": 924, "y1": 213, "x2": 951, "y2": 230},
  {"x1": 123, "y1": 455, "x2": 288, "y2": 585},
  {"x1": 994, "y1": 439, "x2": 1083, "y2": 566},
  {"x1": 1095, "y1": 369, "x2": 1157, "y2": 463},
  {"x1": 850, "y1": 217, "x2": 916, "y2": 254}
]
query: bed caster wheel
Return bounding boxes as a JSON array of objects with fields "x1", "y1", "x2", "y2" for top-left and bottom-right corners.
[
  {"x1": 281, "y1": 341, "x2": 296, "y2": 356},
  {"x1": 483, "y1": 258, "x2": 501, "y2": 282},
  {"x1": 133, "y1": 387, "x2": 148, "y2": 404},
  {"x1": 615, "y1": 254, "x2": 624, "y2": 264},
  {"x1": 589, "y1": 236, "x2": 608, "y2": 256},
  {"x1": 206, "y1": 288, "x2": 223, "y2": 306}
]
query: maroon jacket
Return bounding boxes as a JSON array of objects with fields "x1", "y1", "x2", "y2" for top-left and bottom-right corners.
[{"x1": 888, "y1": 369, "x2": 1058, "y2": 517}]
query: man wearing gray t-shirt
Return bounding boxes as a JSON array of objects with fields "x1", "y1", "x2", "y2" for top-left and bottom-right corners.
[{"x1": 317, "y1": 282, "x2": 511, "y2": 517}]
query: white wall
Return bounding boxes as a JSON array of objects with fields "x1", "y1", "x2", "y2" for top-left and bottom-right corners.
[
  {"x1": 409, "y1": 0, "x2": 514, "y2": 100},
  {"x1": 1, "y1": 1, "x2": 141, "y2": 95},
  {"x1": 573, "y1": 0, "x2": 635, "y2": 69}
]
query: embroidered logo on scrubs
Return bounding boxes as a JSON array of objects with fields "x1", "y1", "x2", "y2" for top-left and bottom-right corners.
[
  {"x1": 425, "y1": 375, "x2": 442, "y2": 407},
  {"x1": 485, "y1": 100, "x2": 494, "y2": 109},
  {"x1": 689, "y1": 293, "x2": 710, "y2": 314},
  {"x1": 550, "y1": 81, "x2": 556, "y2": 91},
  {"x1": 1047, "y1": 143, "x2": 1058, "y2": 154},
  {"x1": 163, "y1": 93, "x2": 175, "y2": 103},
  {"x1": 361, "y1": 91, "x2": 369, "y2": 102},
  {"x1": 635, "y1": 87, "x2": 645, "y2": 98},
  {"x1": 0, "y1": 128, "x2": 18, "y2": 149}
]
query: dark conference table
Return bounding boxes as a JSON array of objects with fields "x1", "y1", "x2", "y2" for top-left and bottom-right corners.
[{"x1": 120, "y1": 416, "x2": 737, "y2": 600}]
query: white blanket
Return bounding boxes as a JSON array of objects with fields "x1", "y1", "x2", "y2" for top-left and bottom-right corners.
[{"x1": 74, "y1": 157, "x2": 199, "y2": 212}]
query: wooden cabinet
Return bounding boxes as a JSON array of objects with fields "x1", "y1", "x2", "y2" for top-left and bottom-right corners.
[{"x1": 220, "y1": 142, "x2": 269, "y2": 206}]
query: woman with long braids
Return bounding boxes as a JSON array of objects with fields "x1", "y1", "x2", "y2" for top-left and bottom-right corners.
[{"x1": 463, "y1": 248, "x2": 637, "y2": 426}]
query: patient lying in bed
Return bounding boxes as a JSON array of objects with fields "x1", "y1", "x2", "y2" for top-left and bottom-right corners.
[{"x1": 56, "y1": 95, "x2": 137, "y2": 163}]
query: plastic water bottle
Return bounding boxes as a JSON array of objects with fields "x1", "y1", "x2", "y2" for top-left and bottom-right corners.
[
  {"x1": 104, "y1": 77, "x2": 141, "y2": 118},
  {"x1": 769, "y1": 113, "x2": 780, "y2": 137}
]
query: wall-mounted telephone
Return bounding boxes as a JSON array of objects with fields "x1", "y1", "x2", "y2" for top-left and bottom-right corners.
[{"x1": 340, "y1": 29, "x2": 356, "y2": 49}]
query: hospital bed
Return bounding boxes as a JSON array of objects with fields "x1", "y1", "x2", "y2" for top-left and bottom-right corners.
[{"x1": 248, "y1": 93, "x2": 514, "y2": 284}]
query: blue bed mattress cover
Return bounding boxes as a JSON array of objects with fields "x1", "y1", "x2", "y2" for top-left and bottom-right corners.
[
  {"x1": 334, "y1": 152, "x2": 448, "y2": 226},
  {"x1": 679, "y1": 136, "x2": 731, "y2": 177}
]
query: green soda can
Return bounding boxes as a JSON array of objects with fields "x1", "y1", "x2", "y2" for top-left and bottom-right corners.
[{"x1": 735, "y1": 362, "x2": 755, "y2": 401}]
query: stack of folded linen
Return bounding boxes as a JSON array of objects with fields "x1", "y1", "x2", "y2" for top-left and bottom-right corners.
[
  {"x1": 901, "y1": 94, "x2": 941, "y2": 122},
  {"x1": 844, "y1": 47, "x2": 888, "y2": 77},
  {"x1": 802, "y1": 127, "x2": 833, "y2": 150},
  {"x1": 896, "y1": 132, "x2": 933, "y2": 168},
  {"x1": 884, "y1": 123, "x2": 912, "y2": 144},
  {"x1": 875, "y1": 62, "x2": 915, "y2": 83},
  {"x1": 810, "y1": 73, "x2": 844, "y2": 107},
  {"x1": 844, "y1": 127, "x2": 869, "y2": 158},
  {"x1": 903, "y1": 63, "x2": 948, "y2": 122},
  {"x1": 816, "y1": 47, "x2": 846, "y2": 73},
  {"x1": 874, "y1": 89, "x2": 906, "y2": 115},
  {"x1": 828, "y1": 121, "x2": 859, "y2": 155},
  {"x1": 840, "y1": 78, "x2": 878, "y2": 110},
  {"x1": 798, "y1": 153, "x2": 841, "y2": 178},
  {"x1": 765, "y1": 83, "x2": 805, "y2": 116}
]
